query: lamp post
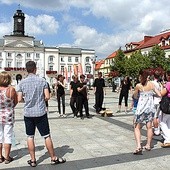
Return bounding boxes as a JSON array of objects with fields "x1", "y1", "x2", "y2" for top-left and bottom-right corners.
[{"x1": 91, "y1": 55, "x2": 97, "y2": 81}]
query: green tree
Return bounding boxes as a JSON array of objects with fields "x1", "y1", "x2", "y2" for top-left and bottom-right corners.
[
  {"x1": 125, "y1": 50, "x2": 150, "y2": 78},
  {"x1": 111, "y1": 48, "x2": 126, "y2": 76},
  {"x1": 148, "y1": 45, "x2": 168, "y2": 70}
]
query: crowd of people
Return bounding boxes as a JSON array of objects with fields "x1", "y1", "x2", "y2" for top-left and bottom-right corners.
[{"x1": 1, "y1": 60, "x2": 170, "y2": 167}]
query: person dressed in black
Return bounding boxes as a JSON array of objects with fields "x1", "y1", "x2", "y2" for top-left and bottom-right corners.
[
  {"x1": 117, "y1": 76, "x2": 132, "y2": 113},
  {"x1": 77, "y1": 74, "x2": 90, "y2": 119},
  {"x1": 93, "y1": 72, "x2": 105, "y2": 114},
  {"x1": 56, "y1": 74, "x2": 66, "y2": 117},
  {"x1": 70, "y1": 75, "x2": 79, "y2": 118}
]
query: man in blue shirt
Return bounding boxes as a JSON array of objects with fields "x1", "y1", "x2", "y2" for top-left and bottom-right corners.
[{"x1": 17, "y1": 61, "x2": 66, "y2": 167}]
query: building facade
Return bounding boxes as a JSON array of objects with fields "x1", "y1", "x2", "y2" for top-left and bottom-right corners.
[{"x1": 0, "y1": 9, "x2": 95, "y2": 86}]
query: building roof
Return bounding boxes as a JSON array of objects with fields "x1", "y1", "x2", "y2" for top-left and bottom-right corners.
[
  {"x1": 34, "y1": 40, "x2": 44, "y2": 47},
  {"x1": 136, "y1": 31, "x2": 170, "y2": 49},
  {"x1": 59, "y1": 47, "x2": 81, "y2": 55},
  {"x1": 124, "y1": 30, "x2": 170, "y2": 53},
  {"x1": 0, "y1": 39, "x2": 4, "y2": 47},
  {"x1": 106, "y1": 51, "x2": 117, "y2": 59},
  {"x1": 95, "y1": 60, "x2": 104, "y2": 70}
]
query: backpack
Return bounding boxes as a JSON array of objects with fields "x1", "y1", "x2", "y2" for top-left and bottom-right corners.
[{"x1": 159, "y1": 95, "x2": 170, "y2": 114}]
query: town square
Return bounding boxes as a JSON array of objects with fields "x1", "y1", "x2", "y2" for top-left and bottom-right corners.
[{"x1": 1, "y1": 1, "x2": 170, "y2": 170}]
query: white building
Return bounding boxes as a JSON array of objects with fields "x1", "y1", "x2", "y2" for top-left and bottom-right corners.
[{"x1": 0, "y1": 8, "x2": 95, "y2": 86}]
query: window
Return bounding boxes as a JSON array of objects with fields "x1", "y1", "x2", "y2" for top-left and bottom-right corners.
[
  {"x1": 68, "y1": 65, "x2": 72, "y2": 72},
  {"x1": 68, "y1": 56, "x2": 72, "y2": 62},
  {"x1": 49, "y1": 65, "x2": 53, "y2": 71},
  {"x1": 86, "y1": 65, "x2": 91, "y2": 73},
  {"x1": 61, "y1": 56, "x2": 64, "y2": 62},
  {"x1": 85, "y1": 57, "x2": 90, "y2": 63},
  {"x1": 7, "y1": 61, "x2": 12, "y2": 67},
  {"x1": 49, "y1": 56, "x2": 53, "y2": 62},
  {"x1": 61, "y1": 66, "x2": 64, "y2": 74},
  {"x1": 16, "y1": 61, "x2": 22, "y2": 68},
  {"x1": 36, "y1": 53, "x2": 40, "y2": 58},
  {"x1": 75, "y1": 57, "x2": 79, "y2": 62},
  {"x1": 7, "y1": 53, "x2": 11, "y2": 57},
  {"x1": 162, "y1": 40, "x2": 165, "y2": 46},
  {"x1": 26, "y1": 53, "x2": 31, "y2": 58}
]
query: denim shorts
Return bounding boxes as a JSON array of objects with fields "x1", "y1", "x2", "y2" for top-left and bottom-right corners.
[{"x1": 24, "y1": 113, "x2": 50, "y2": 137}]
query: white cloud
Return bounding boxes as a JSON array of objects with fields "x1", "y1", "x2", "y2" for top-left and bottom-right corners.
[
  {"x1": 69, "y1": 24, "x2": 144, "y2": 58},
  {"x1": 0, "y1": 14, "x2": 59, "y2": 38},
  {"x1": 0, "y1": 21, "x2": 12, "y2": 37},
  {"x1": 25, "y1": 14, "x2": 59, "y2": 35},
  {"x1": 1, "y1": 0, "x2": 170, "y2": 58}
]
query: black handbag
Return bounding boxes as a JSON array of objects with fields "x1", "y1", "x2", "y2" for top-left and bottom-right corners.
[{"x1": 160, "y1": 95, "x2": 170, "y2": 114}]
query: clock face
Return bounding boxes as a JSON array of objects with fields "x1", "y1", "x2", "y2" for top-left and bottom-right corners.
[{"x1": 17, "y1": 18, "x2": 21, "y2": 23}]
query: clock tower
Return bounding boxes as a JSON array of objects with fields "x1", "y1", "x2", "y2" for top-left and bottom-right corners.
[{"x1": 13, "y1": 9, "x2": 25, "y2": 36}]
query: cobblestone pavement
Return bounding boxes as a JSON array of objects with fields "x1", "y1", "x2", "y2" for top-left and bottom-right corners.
[{"x1": 0, "y1": 88, "x2": 169, "y2": 170}]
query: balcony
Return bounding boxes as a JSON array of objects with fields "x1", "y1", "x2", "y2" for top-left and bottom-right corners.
[
  {"x1": 46, "y1": 70, "x2": 57, "y2": 75},
  {"x1": 4, "y1": 67, "x2": 26, "y2": 71}
]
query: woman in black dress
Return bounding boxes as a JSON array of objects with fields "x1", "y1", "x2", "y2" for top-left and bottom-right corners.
[{"x1": 117, "y1": 76, "x2": 132, "y2": 113}]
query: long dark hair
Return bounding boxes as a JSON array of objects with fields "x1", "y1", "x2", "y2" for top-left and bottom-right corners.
[{"x1": 139, "y1": 70, "x2": 149, "y2": 86}]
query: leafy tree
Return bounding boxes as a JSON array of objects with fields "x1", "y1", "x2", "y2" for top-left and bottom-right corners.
[
  {"x1": 111, "y1": 48, "x2": 126, "y2": 76},
  {"x1": 148, "y1": 45, "x2": 168, "y2": 70},
  {"x1": 125, "y1": 50, "x2": 150, "y2": 78}
]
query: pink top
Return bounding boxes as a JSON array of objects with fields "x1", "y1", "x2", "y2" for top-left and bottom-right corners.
[
  {"x1": 166, "y1": 82, "x2": 170, "y2": 97},
  {"x1": 0, "y1": 88, "x2": 15, "y2": 125}
]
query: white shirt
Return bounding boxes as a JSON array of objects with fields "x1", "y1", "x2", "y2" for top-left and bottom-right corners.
[{"x1": 152, "y1": 79, "x2": 162, "y2": 105}]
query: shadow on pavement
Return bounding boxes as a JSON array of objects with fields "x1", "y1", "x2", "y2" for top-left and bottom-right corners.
[{"x1": 2, "y1": 147, "x2": 170, "y2": 170}]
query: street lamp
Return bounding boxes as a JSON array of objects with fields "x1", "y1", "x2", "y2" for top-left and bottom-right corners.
[{"x1": 91, "y1": 55, "x2": 97, "y2": 80}]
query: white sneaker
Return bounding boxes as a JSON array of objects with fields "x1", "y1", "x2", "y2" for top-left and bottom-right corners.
[
  {"x1": 63, "y1": 114, "x2": 67, "y2": 117},
  {"x1": 154, "y1": 128, "x2": 160, "y2": 135}
]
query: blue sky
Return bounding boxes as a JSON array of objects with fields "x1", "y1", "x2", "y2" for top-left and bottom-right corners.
[{"x1": 0, "y1": 0, "x2": 170, "y2": 59}]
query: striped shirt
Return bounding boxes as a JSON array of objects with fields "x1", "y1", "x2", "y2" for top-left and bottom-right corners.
[{"x1": 17, "y1": 74, "x2": 48, "y2": 117}]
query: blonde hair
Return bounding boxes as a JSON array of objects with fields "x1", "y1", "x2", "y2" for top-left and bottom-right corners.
[{"x1": 0, "y1": 71, "x2": 12, "y2": 87}]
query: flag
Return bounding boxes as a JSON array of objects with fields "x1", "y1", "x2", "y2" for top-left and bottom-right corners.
[
  {"x1": 70, "y1": 67, "x2": 72, "y2": 78},
  {"x1": 78, "y1": 63, "x2": 83, "y2": 75},
  {"x1": 64, "y1": 67, "x2": 68, "y2": 82},
  {"x1": 73, "y1": 64, "x2": 78, "y2": 76}
]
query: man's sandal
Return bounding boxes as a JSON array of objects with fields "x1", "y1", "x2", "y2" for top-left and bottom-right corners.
[
  {"x1": 0, "y1": 156, "x2": 5, "y2": 163},
  {"x1": 51, "y1": 157, "x2": 66, "y2": 165},
  {"x1": 27, "y1": 160, "x2": 37, "y2": 167},
  {"x1": 4, "y1": 156, "x2": 14, "y2": 164},
  {"x1": 133, "y1": 148, "x2": 143, "y2": 155}
]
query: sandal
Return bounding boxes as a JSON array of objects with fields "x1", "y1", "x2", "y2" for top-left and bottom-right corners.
[
  {"x1": 143, "y1": 145, "x2": 151, "y2": 151},
  {"x1": 133, "y1": 148, "x2": 143, "y2": 155},
  {"x1": 4, "y1": 156, "x2": 14, "y2": 164},
  {"x1": 27, "y1": 159, "x2": 37, "y2": 167},
  {"x1": 51, "y1": 157, "x2": 66, "y2": 165},
  {"x1": 0, "y1": 156, "x2": 5, "y2": 163}
]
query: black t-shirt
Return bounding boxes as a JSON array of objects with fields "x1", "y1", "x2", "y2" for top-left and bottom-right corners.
[
  {"x1": 77, "y1": 81, "x2": 87, "y2": 98},
  {"x1": 93, "y1": 78, "x2": 105, "y2": 92},
  {"x1": 120, "y1": 81, "x2": 131, "y2": 95},
  {"x1": 70, "y1": 81, "x2": 79, "y2": 97},
  {"x1": 57, "y1": 83, "x2": 65, "y2": 96}
]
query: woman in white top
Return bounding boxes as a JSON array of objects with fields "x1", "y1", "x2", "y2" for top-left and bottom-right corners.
[{"x1": 133, "y1": 70, "x2": 161, "y2": 154}]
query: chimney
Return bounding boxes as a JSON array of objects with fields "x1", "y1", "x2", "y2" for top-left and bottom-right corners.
[{"x1": 144, "y1": 36, "x2": 152, "y2": 43}]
